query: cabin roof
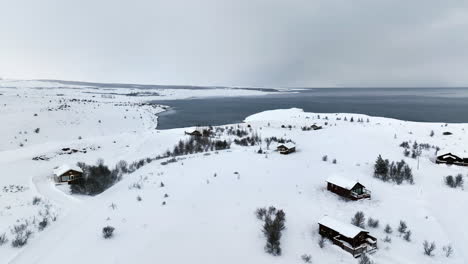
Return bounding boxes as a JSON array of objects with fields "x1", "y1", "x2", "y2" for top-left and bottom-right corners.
[
  {"x1": 437, "y1": 153, "x2": 461, "y2": 160},
  {"x1": 326, "y1": 175, "x2": 363, "y2": 190},
  {"x1": 277, "y1": 142, "x2": 295, "y2": 149},
  {"x1": 319, "y1": 216, "x2": 368, "y2": 238},
  {"x1": 53, "y1": 164, "x2": 83, "y2": 177}
]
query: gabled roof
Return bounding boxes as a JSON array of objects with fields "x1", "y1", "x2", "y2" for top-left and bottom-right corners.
[
  {"x1": 326, "y1": 175, "x2": 363, "y2": 190},
  {"x1": 319, "y1": 216, "x2": 368, "y2": 238},
  {"x1": 53, "y1": 164, "x2": 83, "y2": 176},
  {"x1": 277, "y1": 142, "x2": 296, "y2": 149},
  {"x1": 437, "y1": 153, "x2": 462, "y2": 160}
]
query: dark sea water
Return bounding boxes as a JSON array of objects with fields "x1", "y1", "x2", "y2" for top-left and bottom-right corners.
[{"x1": 152, "y1": 88, "x2": 468, "y2": 129}]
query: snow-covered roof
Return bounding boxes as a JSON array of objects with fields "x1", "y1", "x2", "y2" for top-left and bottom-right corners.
[
  {"x1": 277, "y1": 142, "x2": 295, "y2": 149},
  {"x1": 326, "y1": 175, "x2": 361, "y2": 190},
  {"x1": 319, "y1": 216, "x2": 368, "y2": 238},
  {"x1": 53, "y1": 164, "x2": 83, "y2": 176}
]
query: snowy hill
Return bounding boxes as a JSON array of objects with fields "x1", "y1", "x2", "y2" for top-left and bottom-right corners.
[{"x1": 0, "y1": 80, "x2": 467, "y2": 264}]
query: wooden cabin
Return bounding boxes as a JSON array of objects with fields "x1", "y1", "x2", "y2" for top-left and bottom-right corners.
[
  {"x1": 185, "y1": 130, "x2": 202, "y2": 137},
  {"x1": 318, "y1": 216, "x2": 377, "y2": 258},
  {"x1": 53, "y1": 165, "x2": 83, "y2": 184},
  {"x1": 276, "y1": 142, "x2": 296, "y2": 154},
  {"x1": 326, "y1": 176, "x2": 371, "y2": 200},
  {"x1": 436, "y1": 153, "x2": 468, "y2": 166},
  {"x1": 311, "y1": 124, "x2": 323, "y2": 130}
]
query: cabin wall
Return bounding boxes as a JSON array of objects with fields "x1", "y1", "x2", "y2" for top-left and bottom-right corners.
[{"x1": 327, "y1": 183, "x2": 353, "y2": 199}]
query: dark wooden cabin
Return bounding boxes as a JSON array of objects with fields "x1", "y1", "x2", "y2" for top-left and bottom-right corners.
[
  {"x1": 436, "y1": 153, "x2": 468, "y2": 166},
  {"x1": 318, "y1": 216, "x2": 377, "y2": 258},
  {"x1": 311, "y1": 124, "x2": 323, "y2": 130},
  {"x1": 276, "y1": 143, "x2": 296, "y2": 154},
  {"x1": 53, "y1": 165, "x2": 83, "y2": 184},
  {"x1": 185, "y1": 130, "x2": 202, "y2": 137},
  {"x1": 326, "y1": 176, "x2": 371, "y2": 200}
]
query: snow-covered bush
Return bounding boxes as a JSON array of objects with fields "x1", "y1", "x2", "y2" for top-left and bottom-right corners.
[
  {"x1": 351, "y1": 211, "x2": 365, "y2": 228},
  {"x1": 423, "y1": 240, "x2": 436, "y2": 256},
  {"x1": 10, "y1": 222, "x2": 32, "y2": 248},
  {"x1": 102, "y1": 226, "x2": 115, "y2": 239},
  {"x1": 358, "y1": 253, "x2": 373, "y2": 264},
  {"x1": 322, "y1": 155, "x2": 328, "y2": 162}
]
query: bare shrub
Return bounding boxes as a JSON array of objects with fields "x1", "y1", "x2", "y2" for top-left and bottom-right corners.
[
  {"x1": 102, "y1": 226, "x2": 115, "y2": 239},
  {"x1": 0, "y1": 233, "x2": 7, "y2": 246},
  {"x1": 443, "y1": 245, "x2": 453, "y2": 257},
  {"x1": 397, "y1": 220, "x2": 408, "y2": 235},
  {"x1": 32, "y1": 196, "x2": 42, "y2": 205},
  {"x1": 301, "y1": 254, "x2": 312, "y2": 263},
  {"x1": 351, "y1": 211, "x2": 365, "y2": 228},
  {"x1": 255, "y1": 207, "x2": 267, "y2": 220},
  {"x1": 318, "y1": 236, "x2": 326, "y2": 248},
  {"x1": 423, "y1": 240, "x2": 436, "y2": 256},
  {"x1": 38, "y1": 218, "x2": 48, "y2": 231},
  {"x1": 403, "y1": 230, "x2": 411, "y2": 242},
  {"x1": 367, "y1": 218, "x2": 379, "y2": 228},
  {"x1": 384, "y1": 224, "x2": 393, "y2": 234}
]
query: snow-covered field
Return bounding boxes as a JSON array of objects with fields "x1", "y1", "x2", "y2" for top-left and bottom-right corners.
[{"x1": 0, "y1": 80, "x2": 467, "y2": 264}]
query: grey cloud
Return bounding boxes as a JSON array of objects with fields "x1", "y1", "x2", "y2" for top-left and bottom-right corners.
[{"x1": 0, "y1": 0, "x2": 467, "y2": 87}]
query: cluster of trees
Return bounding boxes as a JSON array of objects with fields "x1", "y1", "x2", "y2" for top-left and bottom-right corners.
[
  {"x1": 444, "y1": 174, "x2": 464, "y2": 188},
  {"x1": 256, "y1": 206, "x2": 286, "y2": 256},
  {"x1": 71, "y1": 159, "x2": 124, "y2": 195},
  {"x1": 374, "y1": 155, "x2": 414, "y2": 184},
  {"x1": 233, "y1": 133, "x2": 261, "y2": 146},
  {"x1": 171, "y1": 136, "x2": 230, "y2": 155},
  {"x1": 223, "y1": 126, "x2": 250, "y2": 137},
  {"x1": 400, "y1": 141, "x2": 439, "y2": 158},
  {"x1": 350, "y1": 212, "x2": 413, "y2": 243}
]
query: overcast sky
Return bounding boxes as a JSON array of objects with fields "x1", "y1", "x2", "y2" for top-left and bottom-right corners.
[{"x1": 1, "y1": 0, "x2": 467, "y2": 87}]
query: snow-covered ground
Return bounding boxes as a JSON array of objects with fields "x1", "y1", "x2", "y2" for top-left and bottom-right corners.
[{"x1": 0, "y1": 80, "x2": 467, "y2": 264}]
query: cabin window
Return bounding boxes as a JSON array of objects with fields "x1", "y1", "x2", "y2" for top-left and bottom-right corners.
[
  {"x1": 353, "y1": 186, "x2": 363, "y2": 194},
  {"x1": 61, "y1": 176, "x2": 70, "y2": 181}
]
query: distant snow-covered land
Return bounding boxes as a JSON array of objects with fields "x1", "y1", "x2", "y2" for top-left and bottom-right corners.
[{"x1": 0, "y1": 80, "x2": 467, "y2": 264}]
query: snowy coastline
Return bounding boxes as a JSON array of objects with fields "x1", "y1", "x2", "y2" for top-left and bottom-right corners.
[{"x1": 0, "y1": 80, "x2": 467, "y2": 264}]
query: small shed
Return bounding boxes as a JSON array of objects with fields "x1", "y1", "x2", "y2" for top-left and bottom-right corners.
[
  {"x1": 311, "y1": 124, "x2": 322, "y2": 130},
  {"x1": 276, "y1": 142, "x2": 296, "y2": 154},
  {"x1": 436, "y1": 153, "x2": 468, "y2": 166},
  {"x1": 53, "y1": 165, "x2": 83, "y2": 184},
  {"x1": 326, "y1": 176, "x2": 371, "y2": 200},
  {"x1": 318, "y1": 216, "x2": 377, "y2": 257}
]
